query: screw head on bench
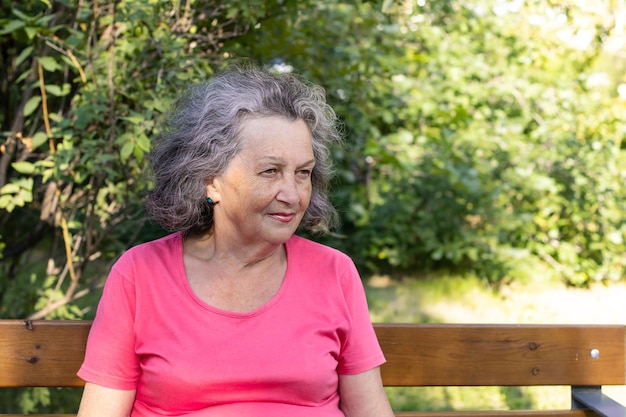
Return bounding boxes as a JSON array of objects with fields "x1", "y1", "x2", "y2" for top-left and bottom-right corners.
[{"x1": 590, "y1": 349, "x2": 600, "y2": 359}]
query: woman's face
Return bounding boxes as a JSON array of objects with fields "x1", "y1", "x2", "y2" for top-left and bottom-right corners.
[{"x1": 207, "y1": 116, "x2": 315, "y2": 247}]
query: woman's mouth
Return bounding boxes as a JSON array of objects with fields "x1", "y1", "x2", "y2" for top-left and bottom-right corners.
[{"x1": 269, "y1": 212, "x2": 295, "y2": 223}]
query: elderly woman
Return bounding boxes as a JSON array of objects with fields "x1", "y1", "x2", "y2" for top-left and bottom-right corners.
[{"x1": 77, "y1": 65, "x2": 394, "y2": 417}]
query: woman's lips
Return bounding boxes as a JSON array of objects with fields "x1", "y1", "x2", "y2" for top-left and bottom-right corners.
[{"x1": 269, "y1": 212, "x2": 295, "y2": 223}]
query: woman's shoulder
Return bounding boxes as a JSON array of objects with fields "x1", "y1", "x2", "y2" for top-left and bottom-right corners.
[
  {"x1": 287, "y1": 235, "x2": 352, "y2": 264},
  {"x1": 115, "y1": 232, "x2": 182, "y2": 267}
]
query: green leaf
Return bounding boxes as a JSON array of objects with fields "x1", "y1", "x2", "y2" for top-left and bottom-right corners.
[
  {"x1": 120, "y1": 142, "x2": 134, "y2": 161},
  {"x1": 120, "y1": 114, "x2": 145, "y2": 125},
  {"x1": 24, "y1": 26, "x2": 38, "y2": 40},
  {"x1": 1, "y1": 183, "x2": 20, "y2": 195},
  {"x1": 136, "y1": 134, "x2": 151, "y2": 152},
  {"x1": 18, "y1": 188, "x2": 33, "y2": 203},
  {"x1": 150, "y1": 98, "x2": 169, "y2": 113},
  {"x1": 15, "y1": 46, "x2": 34, "y2": 67},
  {"x1": 0, "y1": 195, "x2": 15, "y2": 212},
  {"x1": 12, "y1": 161, "x2": 35, "y2": 174},
  {"x1": 38, "y1": 56, "x2": 61, "y2": 72},
  {"x1": 35, "y1": 14, "x2": 55, "y2": 27},
  {"x1": 31, "y1": 132, "x2": 48, "y2": 150},
  {"x1": 133, "y1": 145, "x2": 145, "y2": 163},
  {"x1": 11, "y1": 8, "x2": 32, "y2": 22},
  {"x1": 0, "y1": 19, "x2": 25, "y2": 35},
  {"x1": 45, "y1": 83, "x2": 71, "y2": 97},
  {"x1": 23, "y1": 96, "x2": 41, "y2": 117},
  {"x1": 15, "y1": 67, "x2": 33, "y2": 84},
  {"x1": 114, "y1": 132, "x2": 133, "y2": 145}
]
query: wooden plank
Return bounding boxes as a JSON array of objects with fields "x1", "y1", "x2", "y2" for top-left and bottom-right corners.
[
  {"x1": 0, "y1": 320, "x2": 90, "y2": 388},
  {"x1": 375, "y1": 324, "x2": 626, "y2": 387},
  {"x1": 1, "y1": 321, "x2": 624, "y2": 397}
]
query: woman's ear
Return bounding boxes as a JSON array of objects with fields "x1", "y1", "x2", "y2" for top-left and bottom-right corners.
[{"x1": 205, "y1": 178, "x2": 221, "y2": 204}]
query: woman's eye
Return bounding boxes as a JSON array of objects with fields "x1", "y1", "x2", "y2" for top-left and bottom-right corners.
[{"x1": 262, "y1": 168, "x2": 277, "y2": 174}]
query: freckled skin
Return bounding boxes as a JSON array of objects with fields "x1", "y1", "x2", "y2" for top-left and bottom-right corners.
[{"x1": 207, "y1": 116, "x2": 315, "y2": 251}]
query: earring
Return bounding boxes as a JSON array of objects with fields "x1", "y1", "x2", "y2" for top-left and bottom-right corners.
[{"x1": 206, "y1": 197, "x2": 214, "y2": 204}]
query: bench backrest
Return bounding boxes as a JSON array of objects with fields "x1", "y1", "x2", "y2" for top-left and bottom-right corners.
[
  {"x1": 376, "y1": 323, "x2": 626, "y2": 387},
  {"x1": 1, "y1": 320, "x2": 625, "y2": 416},
  {"x1": 1, "y1": 321, "x2": 625, "y2": 387}
]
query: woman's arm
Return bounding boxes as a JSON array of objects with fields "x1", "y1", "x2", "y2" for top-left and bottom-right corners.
[
  {"x1": 339, "y1": 367, "x2": 395, "y2": 417},
  {"x1": 77, "y1": 382, "x2": 136, "y2": 417}
]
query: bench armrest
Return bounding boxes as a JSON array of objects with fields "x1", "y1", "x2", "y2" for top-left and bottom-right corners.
[{"x1": 572, "y1": 386, "x2": 626, "y2": 417}]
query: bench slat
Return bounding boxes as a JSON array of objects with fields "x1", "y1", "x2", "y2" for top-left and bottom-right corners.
[
  {"x1": 1, "y1": 322, "x2": 625, "y2": 388},
  {"x1": 0, "y1": 321, "x2": 90, "y2": 388},
  {"x1": 375, "y1": 324, "x2": 626, "y2": 387}
]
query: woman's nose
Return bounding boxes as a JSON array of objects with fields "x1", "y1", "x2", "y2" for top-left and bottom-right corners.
[{"x1": 276, "y1": 175, "x2": 300, "y2": 205}]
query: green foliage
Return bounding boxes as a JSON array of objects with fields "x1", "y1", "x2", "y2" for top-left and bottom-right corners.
[
  {"x1": 0, "y1": 0, "x2": 623, "y2": 305},
  {"x1": 0, "y1": 0, "x2": 623, "y2": 314},
  {"x1": 0, "y1": 387, "x2": 83, "y2": 414},
  {"x1": 0, "y1": 0, "x2": 307, "y2": 320},
  {"x1": 385, "y1": 386, "x2": 543, "y2": 412},
  {"x1": 235, "y1": 0, "x2": 626, "y2": 285}
]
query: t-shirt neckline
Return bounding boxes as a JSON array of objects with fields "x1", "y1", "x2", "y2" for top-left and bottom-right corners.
[{"x1": 175, "y1": 233, "x2": 294, "y2": 319}]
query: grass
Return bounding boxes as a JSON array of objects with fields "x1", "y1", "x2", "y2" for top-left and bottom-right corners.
[{"x1": 364, "y1": 272, "x2": 626, "y2": 412}]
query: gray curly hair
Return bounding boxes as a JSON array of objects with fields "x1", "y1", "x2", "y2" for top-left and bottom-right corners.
[{"x1": 145, "y1": 64, "x2": 342, "y2": 236}]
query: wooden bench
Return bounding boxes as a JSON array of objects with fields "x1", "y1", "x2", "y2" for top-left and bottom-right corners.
[{"x1": 1, "y1": 320, "x2": 625, "y2": 416}]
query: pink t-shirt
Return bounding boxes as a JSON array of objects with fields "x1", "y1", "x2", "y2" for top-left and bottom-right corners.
[{"x1": 78, "y1": 233, "x2": 385, "y2": 416}]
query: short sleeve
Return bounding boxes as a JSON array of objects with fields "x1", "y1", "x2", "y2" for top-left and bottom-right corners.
[
  {"x1": 77, "y1": 256, "x2": 140, "y2": 390},
  {"x1": 336, "y1": 260, "x2": 386, "y2": 375}
]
